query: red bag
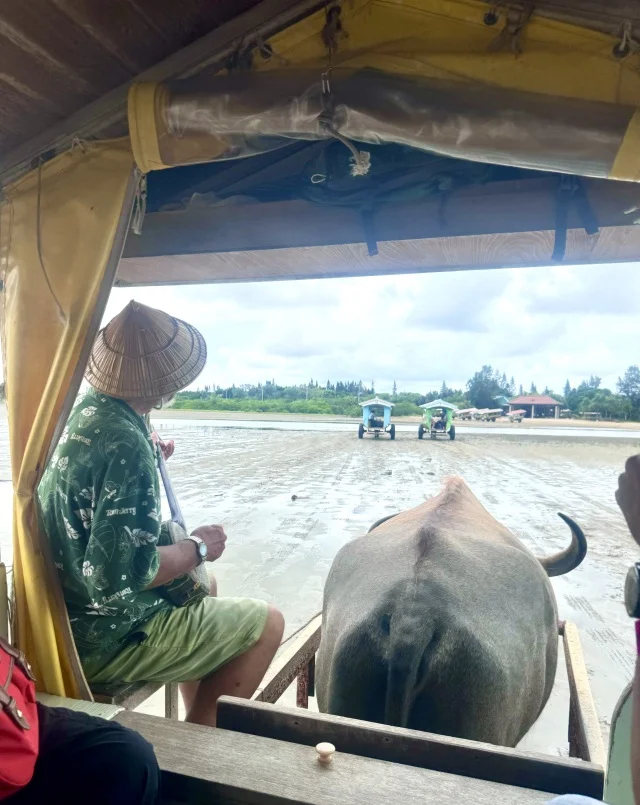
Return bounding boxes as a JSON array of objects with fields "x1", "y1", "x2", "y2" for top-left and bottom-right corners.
[{"x1": 0, "y1": 637, "x2": 39, "y2": 800}]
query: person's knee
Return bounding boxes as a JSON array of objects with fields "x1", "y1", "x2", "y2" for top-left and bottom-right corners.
[
  {"x1": 262, "y1": 605, "x2": 285, "y2": 646},
  {"x1": 104, "y1": 728, "x2": 160, "y2": 804}
]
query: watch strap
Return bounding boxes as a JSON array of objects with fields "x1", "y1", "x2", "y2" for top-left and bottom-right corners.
[
  {"x1": 186, "y1": 535, "x2": 205, "y2": 566},
  {"x1": 635, "y1": 620, "x2": 640, "y2": 656}
]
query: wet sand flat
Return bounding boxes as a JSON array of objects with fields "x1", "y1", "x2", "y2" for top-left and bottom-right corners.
[
  {"x1": 151, "y1": 420, "x2": 639, "y2": 754},
  {"x1": 1, "y1": 413, "x2": 639, "y2": 756}
]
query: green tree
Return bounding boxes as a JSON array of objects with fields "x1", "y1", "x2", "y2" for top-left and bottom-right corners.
[
  {"x1": 618, "y1": 366, "x2": 640, "y2": 413},
  {"x1": 563, "y1": 379, "x2": 571, "y2": 400},
  {"x1": 393, "y1": 380, "x2": 397, "y2": 397},
  {"x1": 529, "y1": 382, "x2": 538, "y2": 394},
  {"x1": 467, "y1": 366, "x2": 507, "y2": 409}
]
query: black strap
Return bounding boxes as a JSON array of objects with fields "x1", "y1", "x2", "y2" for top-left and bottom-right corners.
[
  {"x1": 552, "y1": 176, "x2": 599, "y2": 262},
  {"x1": 360, "y1": 207, "x2": 378, "y2": 257}
]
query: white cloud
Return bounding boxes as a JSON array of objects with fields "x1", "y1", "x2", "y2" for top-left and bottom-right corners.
[{"x1": 105, "y1": 262, "x2": 640, "y2": 395}]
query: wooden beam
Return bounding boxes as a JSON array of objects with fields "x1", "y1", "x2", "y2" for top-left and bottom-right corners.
[
  {"x1": 115, "y1": 710, "x2": 555, "y2": 804},
  {"x1": 0, "y1": 0, "x2": 326, "y2": 186},
  {"x1": 563, "y1": 621, "x2": 606, "y2": 768},
  {"x1": 123, "y1": 178, "x2": 638, "y2": 258},
  {"x1": 216, "y1": 697, "x2": 604, "y2": 798},
  {"x1": 116, "y1": 223, "x2": 640, "y2": 286}
]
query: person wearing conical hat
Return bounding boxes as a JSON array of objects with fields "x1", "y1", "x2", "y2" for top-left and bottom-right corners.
[{"x1": 38, "y1": 301, "x2": 284, "y2": 726}]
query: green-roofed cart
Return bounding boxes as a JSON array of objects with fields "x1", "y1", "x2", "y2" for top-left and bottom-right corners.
[{"x1": 419, "y1": 399, "x2": 459, "y2": 441}]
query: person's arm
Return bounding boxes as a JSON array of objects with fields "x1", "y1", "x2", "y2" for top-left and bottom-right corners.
[
  {"x1": 633, "y1": 627, "x2": 640, "y2": 805},
  {"x1": 148, "y1": 541, "x2": 199, "y2": 588},
  {"x1": 615, "y1": 455, "x2": 640, "y2": 805},
  {"x1": 147, "y1": 524, "x2": 228, "y2": 588}
]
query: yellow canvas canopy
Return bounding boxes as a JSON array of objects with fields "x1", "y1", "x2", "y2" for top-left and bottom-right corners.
[{"x1": 2, "y1": 0, "x2": 640, "y2": 696}]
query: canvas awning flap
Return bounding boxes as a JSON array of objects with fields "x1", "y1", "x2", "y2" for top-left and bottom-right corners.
[{"x1": 128, "y1": 0, "x2": 640, "y2": 182}]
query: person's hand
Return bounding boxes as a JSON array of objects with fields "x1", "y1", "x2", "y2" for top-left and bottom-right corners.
[
  {"x1": 616, "y1": 455, "x2": 640, "y2": 548},
  {"x1": 151, "y1": 431, "x2": 175, "y2": 461},
  {"x1": 191, "y1": 524, "x2": 227, "y2": 562}
]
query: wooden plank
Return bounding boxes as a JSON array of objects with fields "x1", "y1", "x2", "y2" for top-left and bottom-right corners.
[
  {"x1": 0, "y1": 0, "x2": 326, "y2": 185},
  {"x1": 91, "y1": 680, "x2": 163, "y2": 710},
  {"x1": 123, "y1": 178, "x2": 639, "y2": 258},
  {"x1": 116, "y1": 224, "x2": 640, "y2": 286},
  {"x1": 564, "y1": 621, "x2": 606, "y2": 768},
  {"x1": 253, "y1": 615, "x2": 321, "y2": 703},
  {"x1": 115, "y1": 710, "x2": 555, "y2": 804},
  {"x1": 36, "y1": 692, "x2": 123, "y2": 720},
  {"x1": 217, "y1": 697, "x2": 604, "y2": 799}
]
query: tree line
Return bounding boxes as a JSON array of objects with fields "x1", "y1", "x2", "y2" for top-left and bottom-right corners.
[{"x1": 171, "y1": 365, "x2": 640, "y2": 420}]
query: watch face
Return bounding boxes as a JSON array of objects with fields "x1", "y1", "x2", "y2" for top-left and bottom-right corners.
[
  {"x1": 624, "y1": 564, "x2": 640, "y2": 618},
  {"x1": 198, "y1": 542, "x2": 208, "y2": 560}
]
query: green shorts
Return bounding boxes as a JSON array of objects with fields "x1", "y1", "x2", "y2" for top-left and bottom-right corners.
[{"x1": 84, "y1": 597, "x2": 269, "y2": 684}]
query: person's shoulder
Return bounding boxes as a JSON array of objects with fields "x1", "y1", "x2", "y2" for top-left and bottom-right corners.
[{"x1": 69, "y1": 393, "x2": 152, "y2": 454}]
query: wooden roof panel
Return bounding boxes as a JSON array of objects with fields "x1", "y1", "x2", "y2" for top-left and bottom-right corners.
[{"x1": 0, "y1": 0, "x2": 263, "y2": 155}]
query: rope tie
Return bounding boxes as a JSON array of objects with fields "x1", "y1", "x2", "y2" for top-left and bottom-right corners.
[
  {"x1": 317, "y1": 70, "x2": 370, "y2": 177},
  {"x1": 131, "y1": 173, "x2": 147, "y2": 236},
  {"x1": 36, "y1": 158, "x2": 66, "y2": 323},
  {"x1": 70, "y1": 137, "x2": 87, "y2": 154},
  {"x1": 613, "y1": 21, "x2": 637, "y2": 59},
  {"x1": 624, "y1": 203, "x2": 640, "y2": 224},
  {"x1": 488, "y1": 1, "x2": 533, "y2": 55}
]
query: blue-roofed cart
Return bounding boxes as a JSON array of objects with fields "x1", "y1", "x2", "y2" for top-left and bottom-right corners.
[
  {"x1": 419, "y1": 399, "x2": 459, "y2": 441},
  {"x1": 358, "y1": 398, "x2": 395, "y2": 440}
]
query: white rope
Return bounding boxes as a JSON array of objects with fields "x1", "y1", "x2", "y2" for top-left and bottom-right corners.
[{"x1": 131, "y1": 174, "x2": 147, "y2": 236}]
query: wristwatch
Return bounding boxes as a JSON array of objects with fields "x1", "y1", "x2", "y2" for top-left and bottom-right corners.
[{"x1": 186, "y1": 535, "x2": 208, "y2": 566}]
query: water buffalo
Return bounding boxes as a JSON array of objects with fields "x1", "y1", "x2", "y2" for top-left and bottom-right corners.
[{"x1": 316, "y1": 477, "x2": 586, "y2": 747}]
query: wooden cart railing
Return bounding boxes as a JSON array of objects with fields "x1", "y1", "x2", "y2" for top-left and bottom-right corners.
[
  {"x1": 253, "y1": 616, "x2": 606, "y2": 769},
  {"x1": 252, "y1": 614, "x2": 321, "y2": 708}
]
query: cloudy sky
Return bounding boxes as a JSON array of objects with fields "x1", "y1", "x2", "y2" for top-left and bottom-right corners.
[{"x1": 104, "y1": 262, "x2": 640, "y2": 396}]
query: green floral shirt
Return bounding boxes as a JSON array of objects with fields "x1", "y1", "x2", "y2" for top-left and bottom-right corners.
[{"x1": 38, "y1": 390, "x2": 173, "y2": 666}]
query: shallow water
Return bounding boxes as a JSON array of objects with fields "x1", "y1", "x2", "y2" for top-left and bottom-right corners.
[
  {"x1": 1, "y1": 417, "x2": 637, "y2": 755},
  {"x1": 154, "y1": 416, "x2": 640, "y2": 439}
]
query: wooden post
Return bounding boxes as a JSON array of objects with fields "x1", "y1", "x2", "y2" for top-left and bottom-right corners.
[
  {"x1": 296, "y1": 666, "x2": 310, "y2": 708},
  {"x1": 165, "y1": 683, "x2": 179, "y2": 720},
  {"x1": 308, "y1": 654, "x2": 316, "y2": 698}
]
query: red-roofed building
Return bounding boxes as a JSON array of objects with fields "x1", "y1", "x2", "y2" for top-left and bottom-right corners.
[{"x1": 508, "y1": 395, "x2": 561, "y2": 419}]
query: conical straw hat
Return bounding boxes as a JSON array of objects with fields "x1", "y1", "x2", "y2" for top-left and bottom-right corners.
[{"x1": 85, "y1": 300, "x2": 207, "y2": 399}]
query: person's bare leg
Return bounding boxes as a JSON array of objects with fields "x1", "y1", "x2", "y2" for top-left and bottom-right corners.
[
  {"x1": 207, "y1": 573, "x2": 218, "y2": 597},
  {"x1": 179, "y1": 585, "x2": 217, "y2": 712},
  {"x1": 179, "y1": 680, "x2": 200, "y2": 713},
  {"x1": 185, "y1": 605, "x2": 284, "y2": 726}
]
